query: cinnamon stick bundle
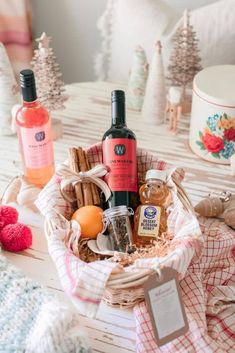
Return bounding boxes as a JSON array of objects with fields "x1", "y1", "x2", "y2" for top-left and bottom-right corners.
[
  {"x1": 77, "y1": 147, "x2": 93, "y2": 206},
  {"x1": 68, "y1": 148, "x2": 84, "y2": 208},
  {"x1": 68, "y1": 146, "x2": 100, "y2": 208}
]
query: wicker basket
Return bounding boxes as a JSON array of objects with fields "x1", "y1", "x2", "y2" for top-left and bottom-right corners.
[{"x1": 39, "y1": 143, "x2": 202, "y2": 309}]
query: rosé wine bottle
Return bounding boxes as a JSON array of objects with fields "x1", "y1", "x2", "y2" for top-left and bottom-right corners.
[{"x1": 16, "y1": 69, "x2": 54, "y2": 187}]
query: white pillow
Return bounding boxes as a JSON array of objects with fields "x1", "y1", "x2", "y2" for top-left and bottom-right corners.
[
  {"x1": 190, "y1": 0, "x2": 235, "y2": 68},
  {"x1": 108, "y1": 0, "x2": 179, "y2": 81},
  {"x1": 95, "y1": 0, "x2": 235, "y2": 81}
]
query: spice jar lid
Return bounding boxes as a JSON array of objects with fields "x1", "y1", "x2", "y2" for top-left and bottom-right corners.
[
  {"x1": 145, "y1": 169, "x2": 167, "y2": 182},
  {"x1": 103, "y1": 205, "x2": 134, "y2": 218}
]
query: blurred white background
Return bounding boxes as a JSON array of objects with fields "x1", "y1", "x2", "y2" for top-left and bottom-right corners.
[
  {"x1": 32, "y1": 0, "x2": 217, "y2": 83},
  {"x1": 33, "y1": 0, "x2": 107, "y2": 83}
]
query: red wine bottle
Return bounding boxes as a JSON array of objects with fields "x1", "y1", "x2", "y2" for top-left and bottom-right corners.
[{"x1": 102, "y1": 90, "x2": 138, "y2": 209}]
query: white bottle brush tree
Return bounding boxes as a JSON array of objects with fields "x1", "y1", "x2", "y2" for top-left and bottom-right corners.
[
  {"x1": 167, "y1": 9, "x2": 202, "y2": 101},
  {"x1": 142, "y1": 41, "x2": 166, "y2": 125},
  {"x1": 127, "y1": 45, "x2": 149, "y2": 111},
  {"x1": 31, "y1": 32, "x2": 67, "y2": 111}
]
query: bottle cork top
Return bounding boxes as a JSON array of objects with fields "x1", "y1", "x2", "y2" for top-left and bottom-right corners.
[{"x1": 20, "y1": 69, "x2": 37, "y2": 102}]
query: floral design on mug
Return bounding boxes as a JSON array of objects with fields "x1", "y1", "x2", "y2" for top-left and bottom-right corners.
[{"x1": 196, "y1": 113, "x2": 235, "y2": 159}]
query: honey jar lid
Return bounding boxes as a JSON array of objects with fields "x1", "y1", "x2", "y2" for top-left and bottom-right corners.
[
  {"x1": 145, "y1": 169, "x2": 167, "y2": 182},
  {"x1": 193, "y1": 65, "x2": 235, "y2": 107}
]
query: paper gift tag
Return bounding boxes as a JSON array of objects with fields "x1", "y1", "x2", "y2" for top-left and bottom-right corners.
[{"x1": 144, "y1": 267, "x2": 189, "y2": 347}]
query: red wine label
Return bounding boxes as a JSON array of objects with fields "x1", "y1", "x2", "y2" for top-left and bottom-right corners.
[
  {"x1": 19, "y1": 121, "x2": 54, "y2": 169},
  {"x1": 102, "y1": 138, "x2": 137, "y2": 192}
]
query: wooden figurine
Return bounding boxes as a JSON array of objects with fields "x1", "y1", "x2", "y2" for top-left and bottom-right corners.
[{"x1": 166, "y1": 87, "x2": 182, "y2": 134}]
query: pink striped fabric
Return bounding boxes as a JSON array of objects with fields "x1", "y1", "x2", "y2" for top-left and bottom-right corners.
[
  {"x1": 0, "y1": 0, "x2": 32, "y2": 74},
  {"x1": 47, "y1": 229, "x2": 118, "y2": 317}
]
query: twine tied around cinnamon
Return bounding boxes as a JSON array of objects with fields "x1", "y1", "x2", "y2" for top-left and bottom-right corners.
[{"x1": 57, "y1": 164, "x2": 111, "y2": 203}]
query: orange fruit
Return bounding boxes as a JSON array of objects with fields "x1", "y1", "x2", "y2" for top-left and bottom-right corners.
[{"x1": 71, "y1": 205, "x2": 103, "y2": 239}]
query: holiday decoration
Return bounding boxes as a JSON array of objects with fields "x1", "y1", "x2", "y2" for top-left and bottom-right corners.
[
  {"x1": 94, "y1": 0, "x2": 114, "y2": 81},
  {"x1": 2, "y1": 176, "x2": 41, "y2": 212},
  {"x1": 142, "y1": 41, "x2": 166, "y2": 125},
  {"x1": 195, "y1": 192, "x2": 235, "y2": 229},
  {"x1": 0, "y1": 205, "x2": 18, "y2": 229},
  {"x1": 31, "y1": 32, "x2": 67, "y2": 111},
  {"x1": 166, "y1": 86, "x2": 182, "y2": 134},
  {"x1": 195, "y1": 196, "x2": 225, "y2": 218},
  {"x1": 0, "y1": 223, "x2": 32, "y2": 252},
  {"x1": 0, "y1": 43, "x2": 20, "y2": 135},
  {"x1": 16, "y1": 177, "x2": 41, "y2": 212},
  {"x1": 127, "y1": 46, "x2": 148, "y2": 111},
  {"x1": 0, "y1": 205, "x2": 32, "y2": 252},
  {"x1": 168, "y1": 9, "x2": 202, "y2": 101}
]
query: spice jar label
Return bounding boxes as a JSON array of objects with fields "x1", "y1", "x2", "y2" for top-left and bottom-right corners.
[
  {"x1": 144, "y1": 267, "x2": 189, "y2": 347},
  {"x1": 137, "y1": 205, "x2": 161, "y2": 237}
]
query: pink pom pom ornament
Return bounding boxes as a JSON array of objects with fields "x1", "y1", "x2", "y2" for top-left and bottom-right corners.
[
  {"x1": 0, "y1": 205, "x2": 18, "y2": 229},
  {"x1": 0, "y1": 223, "x2": 32, "y2": 252}
]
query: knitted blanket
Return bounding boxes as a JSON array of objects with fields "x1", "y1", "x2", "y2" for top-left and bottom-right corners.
[{"x1": 0, "y1": 253, "x2": 92, "y2": 353}]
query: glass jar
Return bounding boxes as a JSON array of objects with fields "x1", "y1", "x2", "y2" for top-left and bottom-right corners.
[
  {"x1": 133, "y1": 169, "x2": 171, "y2": 246},
  {"x1": 103, "y1": 206, "x2": 134, "y2": 252}
]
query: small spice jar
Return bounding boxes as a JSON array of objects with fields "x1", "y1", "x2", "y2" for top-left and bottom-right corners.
[{"x1": 103, "y1": 206, "x2": 133, "y2": 252}]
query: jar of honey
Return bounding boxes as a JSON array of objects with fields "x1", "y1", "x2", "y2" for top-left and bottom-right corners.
[{"x1": 133, "y1": 169, "x2": 171, "y2": 245}]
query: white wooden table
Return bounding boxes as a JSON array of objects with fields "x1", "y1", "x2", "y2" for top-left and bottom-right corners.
[{"x1": 0, "y1": 81, "x2": 234, "y2": 353}]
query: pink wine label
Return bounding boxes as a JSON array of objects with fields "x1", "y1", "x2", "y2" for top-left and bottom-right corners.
[
  {"x1": 102, "y1": 138, "x2": 137, "y2": 192},
  {"x1": 19, "y1": 121, "x2": 54, "y2": 169}
]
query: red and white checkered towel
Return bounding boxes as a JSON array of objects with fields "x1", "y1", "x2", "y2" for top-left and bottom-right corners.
[{"x1": 134, "y1": 217, "x2": 235, "y2": 353}]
